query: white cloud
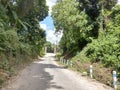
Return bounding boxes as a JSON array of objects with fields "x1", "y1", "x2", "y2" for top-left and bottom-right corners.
[
  {"x1": 46, "y1": 29, "x2": 56, "y2": 43},
  {"x1": 40, "y1": 23, "x2": 62, "y2": 44},
  {"x1": 46, "y1": 0, "x2": 57, "y2": 15},
  {"x1": 39, "y1": 0, "x2": 62, "y2": 44},
  {"x1": 118, "y1": 0, "x2": 120, "y2": 4},
  {"x1": 46, "y1": 0, "x2": 56, "y2": 7},
  {"x1": 47, "y1": 30, "x2": 63, "y2": 44},
  {"x1": 40, "y1": 23, "x2": 47, "y2": 30}
]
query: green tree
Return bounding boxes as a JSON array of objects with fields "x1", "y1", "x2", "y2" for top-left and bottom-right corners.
[
  {"x1": 0, "y1": 0, "x2": 48, "y2": 72},
  {"x1": 52, "y1": 0, "x2": 92, "y2": 55},
  {"x1": 84, "y1": 5, "x2": 120, "y2": 71},
  {"x1": 45, "y1": 41, "x2": 54, "y2": 53}
]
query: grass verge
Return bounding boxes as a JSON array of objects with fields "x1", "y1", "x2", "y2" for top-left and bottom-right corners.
[{"x1": 56, "y1": 53, "x2": 119, "y2": 89}]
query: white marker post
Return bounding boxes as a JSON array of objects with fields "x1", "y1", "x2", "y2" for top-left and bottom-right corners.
[
  {"x1": 90, "y1": 65, "x2": 93, "y2": 78},
  {"x1": 64, "y1": 59, "x2": 67, "y2": 64},
  {"x1": 65, "y1": 59, "x2": 67, "y2": 64},
  {"x1": 70, "y1": 61, "x2": 73, "y2": 67},
  {"x1": 62, "y1": 59, "x2": 63, "y2": 63},
  {"x1": 60, "y1": 57, "x2": 62, "y2": 62},
  {"x1": 64, "y1": 59, "x2": 66, "y2": 64},
  {"x1": 113, "y1": 71, "x2": 117, "y2": 90},
  {"x1": 67, "y1": 60, "x2": 69, "y2": 65},
  {"x1": 45, "y1": 47, "x2": 47, "y2": 54}
]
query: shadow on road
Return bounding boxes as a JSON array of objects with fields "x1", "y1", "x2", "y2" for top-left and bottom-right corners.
[
  {"x1": 30, "y1": 62, "x2": 64, "y2": 90},
  {"x1": 2, "y1": 56, "x2": 64, "y2": 90}
]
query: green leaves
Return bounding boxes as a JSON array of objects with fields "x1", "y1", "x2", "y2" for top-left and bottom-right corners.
[
  {"x1": 83, "y1": 5, "x2": 120, "y2": 71},
  {"x1": 0, "y1": 0, "x2": 48, "y2": 57},
  {"x1": 52, "y1": 0, "x2": 94, "y2": 54},
  {"x1": 53, "y1": 0, "x2": 120, "y2": 75},
  {"x1": 0, "y1": 1, "x2": 48, "y2": 83}
]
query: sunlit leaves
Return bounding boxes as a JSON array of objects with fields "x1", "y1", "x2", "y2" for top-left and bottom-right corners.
[
  {"x1": 52, "y1": 0, "x2": 94, "y2": 54},
  {"x1": 84, "y1": 5, "x2": 120, "y2": 71},
  {"x1": 0, "y1": 0, "x2": 48, "y2": 56},
  {"x1": 53, "y1": 0, "x2": 120, "y2": 74}
]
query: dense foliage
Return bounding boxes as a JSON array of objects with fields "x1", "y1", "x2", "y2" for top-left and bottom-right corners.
[
  {"x1": 0, "y1": 0, "x2": 48, "y2": 75},
  {"x1": 52, "y1": 0, "x2": 120, "y2": 72},
  {"x1": 86, "y1": 5, "x2": 120, "y2": 69},
  {"x1": 45, "y1": 41, "x2": 55, "y2": 53},
  {"x1": 52, "y1": 0, "x2": 93, "y2": 55}
]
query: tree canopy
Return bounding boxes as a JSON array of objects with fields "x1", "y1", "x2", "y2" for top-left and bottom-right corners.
[
  {"x1": 52, "y1": 0, "x2": 120, "y2": 73},
  {"x1": 0, "y1": 0, "x2": 48, "y2": 74}
]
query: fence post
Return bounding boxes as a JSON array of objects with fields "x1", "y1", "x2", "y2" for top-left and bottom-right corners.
[
  {"x1": 90, "y1": 65, "x2": 93, "y2": 78},
  {"x1": 62, "y1": 58, "x2": 64, "y2": 63},
  {"x1": 70, "y1": 61, "x2": 73, "y2": 67},
  {"x1": 64, "y1": 59, "x2": 66, "y2": 64},
  {"x1": 113, "y1": 71, "x2": 117, "y2": 90},
  {"x1": 65, "y1": 59, "x2": 67, "y2": 64},
  {"x1": 60, "y1": 57, "x2": 62, "y2": 62},
  {"x1": 67, "y1": 60, "x2": 69, "y2": 65}
]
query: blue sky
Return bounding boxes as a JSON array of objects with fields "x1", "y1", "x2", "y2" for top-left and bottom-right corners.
[
  {"x1": 40, "y1": 0, "x2": 62, "y2": 44},
  {"x1": 40, "y1": 15, "x2": 54, "y2": 30},
  {"x1": 40, "y1": 0, "x2": 120, "y2": 43}
]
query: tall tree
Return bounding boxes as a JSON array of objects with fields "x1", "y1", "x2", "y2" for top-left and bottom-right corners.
[
  {"x1": 52, "y1": 0, "x2": 92, "y2": 55},
  {"x1": 0, "y1": 0, "x2": 48, "y2": 56}
]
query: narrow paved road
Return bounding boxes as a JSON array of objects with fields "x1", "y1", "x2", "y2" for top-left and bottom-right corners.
[{"x1": 2, "y1": 53, "x2": 113, "y2": 90}]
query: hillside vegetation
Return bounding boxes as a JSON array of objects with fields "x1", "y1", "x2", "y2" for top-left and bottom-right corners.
[
  {"x1": 52, "y1": 0, "x2": 120, "y2": 86},
  {"x1": 0, "y1": 0, "x2": 48, "y2": 85}
]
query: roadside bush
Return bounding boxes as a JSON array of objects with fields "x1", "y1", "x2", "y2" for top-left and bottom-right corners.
[
  {"x1": 85, "y1": 5, "x2": 120, "y2": 71},
  {"x1": 86, "y1": 32, "x2": 120, "y2": 68}
]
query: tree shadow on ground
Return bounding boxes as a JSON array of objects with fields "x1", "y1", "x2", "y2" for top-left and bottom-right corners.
[{"x1": 31, "y1": 62, "x2": 64, "y2": 90}]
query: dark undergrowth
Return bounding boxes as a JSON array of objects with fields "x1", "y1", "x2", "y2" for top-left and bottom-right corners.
[{"x1": 0, "y1": 53, "x2": 42, "y2": 88}]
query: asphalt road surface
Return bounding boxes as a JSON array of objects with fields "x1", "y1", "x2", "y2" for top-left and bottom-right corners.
[{"x1": 2, "y1": 53, "x2": 113, "y2": 90}]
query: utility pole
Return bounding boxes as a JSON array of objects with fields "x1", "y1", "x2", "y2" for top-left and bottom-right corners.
[
  {"x1": 54, "y1": 34, "x2": 58, "y2": 54},
  {"x1": 45, "y1": 46, "x2": 47, "y2": 54}
]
